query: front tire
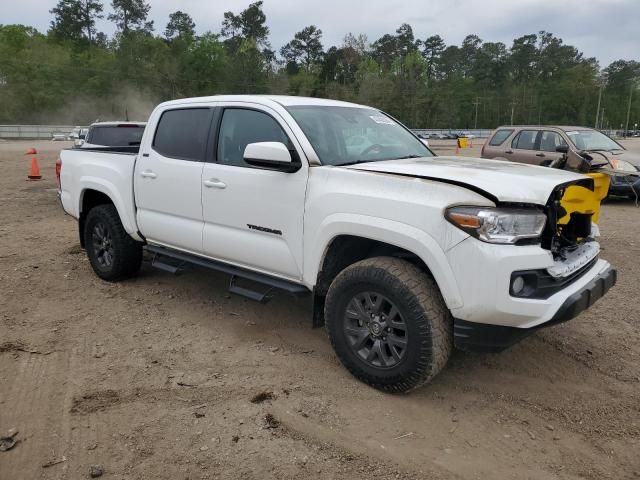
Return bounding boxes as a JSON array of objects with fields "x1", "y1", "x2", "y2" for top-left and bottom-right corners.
[
  {"x1": 325, "y1": 257, "x2": 452, "y2": 393},
  {"x1": 84, "y1": 204, "x2": 142, "y2": 281}
]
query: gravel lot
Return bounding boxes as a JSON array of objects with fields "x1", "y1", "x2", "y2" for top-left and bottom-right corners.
[{"x1": 1, "y1": 138, "x2": 639, "y2": 479}]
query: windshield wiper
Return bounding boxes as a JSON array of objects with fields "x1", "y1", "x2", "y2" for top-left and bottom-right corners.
[
  {"x1": 338, "y1": 154, "x2": 424, "y2": 167},
  {"x1": 337, "y1": 159, "x2": 376, "y2": 166}
]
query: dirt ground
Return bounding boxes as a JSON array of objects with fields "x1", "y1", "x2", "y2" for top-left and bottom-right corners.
[{"x1": 1, "y1": 138, "x2": 639, "y2": 480}]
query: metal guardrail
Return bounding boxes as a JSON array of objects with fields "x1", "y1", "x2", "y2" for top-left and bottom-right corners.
[
  {"x1": 412, "y1": 129, "x2": 493, "y2": 138},
  {"x1": 0, "y1": 125, "x2": 83, "y2": 139}
]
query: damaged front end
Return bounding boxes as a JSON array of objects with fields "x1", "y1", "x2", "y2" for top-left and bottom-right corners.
[
  {"x1": 542, "y1": 174, "x2": 609, "y2": 274},
  {"x1": 507, "y1": 175, "x2": 609, "y2": 301}
]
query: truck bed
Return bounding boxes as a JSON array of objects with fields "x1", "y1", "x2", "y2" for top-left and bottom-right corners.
[{"x1": 59, "y1": 147, "x2": 140, "y2": 239}]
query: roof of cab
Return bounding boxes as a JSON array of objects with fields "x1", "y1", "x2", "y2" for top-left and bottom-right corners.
[{"x1": 157, "y1": 95, "x2": 372, "y2": 110}]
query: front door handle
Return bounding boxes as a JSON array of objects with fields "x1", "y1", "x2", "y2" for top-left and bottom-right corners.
[
  {"x1": 203, "y1": 179, "x2": 227, "y2": 189},
  {"x1": 140, "y1": 170, "x2": 157, "y2": 179},
  {"x1": 536, "y1": 153, "x2": 545, "y2": 157},
  {"x1": 505, "y1": 150, "x2": 513, "y2": 154}
]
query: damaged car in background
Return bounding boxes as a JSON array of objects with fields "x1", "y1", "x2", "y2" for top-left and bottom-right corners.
[{"x1": 483, "y1": 126, "x2": 640, "y2": 200}]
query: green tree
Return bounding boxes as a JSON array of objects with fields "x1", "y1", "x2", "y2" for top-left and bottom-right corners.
[
  {"x1": 185, "y1": 32, "x2": 227, "y2": 95},
  {"x1": 221, "y1": 1, "x2": 270, "y2": 51},
  {"x1": 109, "y1": 0, "x2": 153, "y2": 35},
  {"x1": 50, "y1": 0, "x2": 104, "y2": 44},
  {"x1": 280, "y1": 26, "x2": 324, "y2": 72},
  {"x1": 4, "y1": 5, "x2": 640, "y2": 131},
  {"x1": 422, "y1": 35, "x2": 445, "y2": 82},
  {"x1": 395, "y1": 23, "x2": 418, "y2": 57},
  {"x1": 49, "y1": 0, "x2": 85, "y2": 42},
  {"x1": 165, "y1": 11, "x2": 195, "y2": 42}
]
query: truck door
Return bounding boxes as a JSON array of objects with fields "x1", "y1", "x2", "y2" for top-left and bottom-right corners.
[
  {"x1": 201, "y1": 105, "x2": 308, "y2": 280},
  {"x1": 134, "y1": 107, "x2": 215, "y2": 253}
]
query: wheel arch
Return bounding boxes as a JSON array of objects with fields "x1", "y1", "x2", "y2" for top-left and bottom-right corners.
[
  {"x1": 307, "y1": 215, "x2": 463, "y2": 311},
  {"x1": 78, "y1": 183, "x2": 141, "y2": 246}
]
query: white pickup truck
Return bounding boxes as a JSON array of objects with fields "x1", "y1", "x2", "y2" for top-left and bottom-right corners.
[{"x1": 58, "y1": 95, "x2": 616, "y2": 392}]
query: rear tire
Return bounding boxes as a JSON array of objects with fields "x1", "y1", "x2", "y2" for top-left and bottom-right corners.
[
  {"x1": 324, "y1": 257, "x2": 452, "y2": 393},
  {"x1": 84, "y1": 204, "x2": 142, "y2": 281}
]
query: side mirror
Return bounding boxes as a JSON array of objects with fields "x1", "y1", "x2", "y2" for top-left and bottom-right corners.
[
  {"x1": 556, "y1": 145, "x2": 569, "y2": 154},
  {"x1": 79, "y1": 134, "x2": 86, "y2": 140},
  {"x1": 243, "y1": 142, "x2": 300, "y2": 172}
]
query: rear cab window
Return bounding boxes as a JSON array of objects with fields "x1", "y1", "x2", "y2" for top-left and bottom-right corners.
[
  {"x1": 489, "y1": 129, "x2": 513, "y2": 146},
  {"x1": 153, "y1": 108, "x2": 213, "y2": 161}
]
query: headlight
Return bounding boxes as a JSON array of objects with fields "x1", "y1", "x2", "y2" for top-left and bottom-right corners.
[
  {"x1": 610, "y1": 159, "x2": 638, "y2": 173},
  {"x1": 446, "y1": 206, "x2": 546, "y2": 244}
]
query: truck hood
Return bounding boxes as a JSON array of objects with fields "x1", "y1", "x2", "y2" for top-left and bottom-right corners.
[{"x1": 346, "y1": 156, "x2": 586, "y2": 205}]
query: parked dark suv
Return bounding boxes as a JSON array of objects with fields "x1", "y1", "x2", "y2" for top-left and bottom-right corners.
[{"x1": 482, "y1": 126, "x2": 640, "y2": 198}]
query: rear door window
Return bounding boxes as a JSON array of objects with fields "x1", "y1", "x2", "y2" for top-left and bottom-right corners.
[
  {"x1": 489, "y1": 129, "x2": 513, "y2": 146},
  {"x1": 512, "y1": 130, "x2": 539, "y2": 150},
  {"x1": 153, "y1": 108, "x2": 213, "y2": 161},
  {"x1": 538, "y1": 131, "x2": 568, "y2": 152}
]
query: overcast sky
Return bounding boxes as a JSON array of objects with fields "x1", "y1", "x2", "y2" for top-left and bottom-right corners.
[{"x1": 1, "y1": 0, "x2": 638, "y2": 67}]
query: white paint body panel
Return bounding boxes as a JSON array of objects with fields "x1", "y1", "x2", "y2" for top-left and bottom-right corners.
[
  {"x1": 59, "y1": 94, "x2": 612, "y2": 331},
  {"x1": 201, "y1": 101, "x2": 307, "y2": 280},
  {"x1": 349, "y1": 156, "x2": 586, "y2": 204},
  {"x1": 58, "y1": 150, "x2": 142, "y2": 241}
]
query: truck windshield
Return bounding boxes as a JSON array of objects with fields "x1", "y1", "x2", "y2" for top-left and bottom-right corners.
[
  {"x1": 565, "y1": 130, "x2": 623, "y2": 152},
  {"x1": 287, "y1": 106, "x2": 433, "y2": 166},
  {"x1": 87, "y1": 125, "x2": 145, "y2": 146}
]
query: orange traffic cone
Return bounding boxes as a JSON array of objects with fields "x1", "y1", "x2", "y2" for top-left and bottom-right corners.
[
  {"x1": 27, "y1": 157, "x2": 42, "y2": 180},
  {"x1": 25, "y1": 147, "x2": 38, "y2": 155}
]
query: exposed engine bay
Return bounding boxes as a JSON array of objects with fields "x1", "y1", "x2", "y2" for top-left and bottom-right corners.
[{"x1": 543, "y1": 175, "x2": 607, "y2": 260}]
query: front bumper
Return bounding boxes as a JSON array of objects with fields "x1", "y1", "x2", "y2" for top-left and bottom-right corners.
[
  {"x1": 453, "y1": 265, "x2": 616, "y2": 352},
  {"x1": 447, "y1": 237, "x2": 614, "y2": 328},
  {"x1": 608, "y1": 175, "x2": 640, "y2": 197}
]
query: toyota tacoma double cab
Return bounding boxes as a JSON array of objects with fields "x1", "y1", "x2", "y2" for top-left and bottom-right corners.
[{"x1": 58, "y1": 95, "x2": 616, "y2": 392}]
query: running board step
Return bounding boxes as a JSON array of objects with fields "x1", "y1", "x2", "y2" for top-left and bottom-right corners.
[
  {"x1": 145, "y1": 245, "x2": 309, "y2": 303},
  {"x1": 151, "y1": 257, "x2": 181, "y2": 274},
  {"x1": 228, "y1": 275, "x2": 273, "y2": 303}
]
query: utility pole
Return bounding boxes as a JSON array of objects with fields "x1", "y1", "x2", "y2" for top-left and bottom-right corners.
[
  {"x1": 595, "y1": 82, "x2": 603, "y2": 128},
  {"x1": 624, "y1": 81, "x2": 636, "y2": 138},
  {"x1": 472, "y1": 97, "x2": 481, "y2": 129},
  {"x1": 509, "y1": 101, "x2": 518, "y2": 126}
]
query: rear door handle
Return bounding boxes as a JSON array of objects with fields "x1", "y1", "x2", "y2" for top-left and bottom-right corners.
[
  {"x1": 536, "y1": 153, "x2": 545, "y2": 157},
  {"x1": 203, "y1": 179, "x2": 226, "y2": 189},
  {"x1": 140, "y1": 170, "x2": 157, "y2": 179},
  {"x1": 505, "y1": 150, "x2": 513, "y2": 154}
]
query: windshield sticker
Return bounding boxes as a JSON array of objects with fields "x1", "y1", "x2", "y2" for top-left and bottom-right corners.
[{"x1": 369, "y1": 115, "x2": 395, "y2": 125}]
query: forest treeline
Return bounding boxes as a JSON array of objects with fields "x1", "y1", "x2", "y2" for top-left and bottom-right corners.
[{"x1": 1, "y1": 0, "x2": 638, "y2": 128}]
